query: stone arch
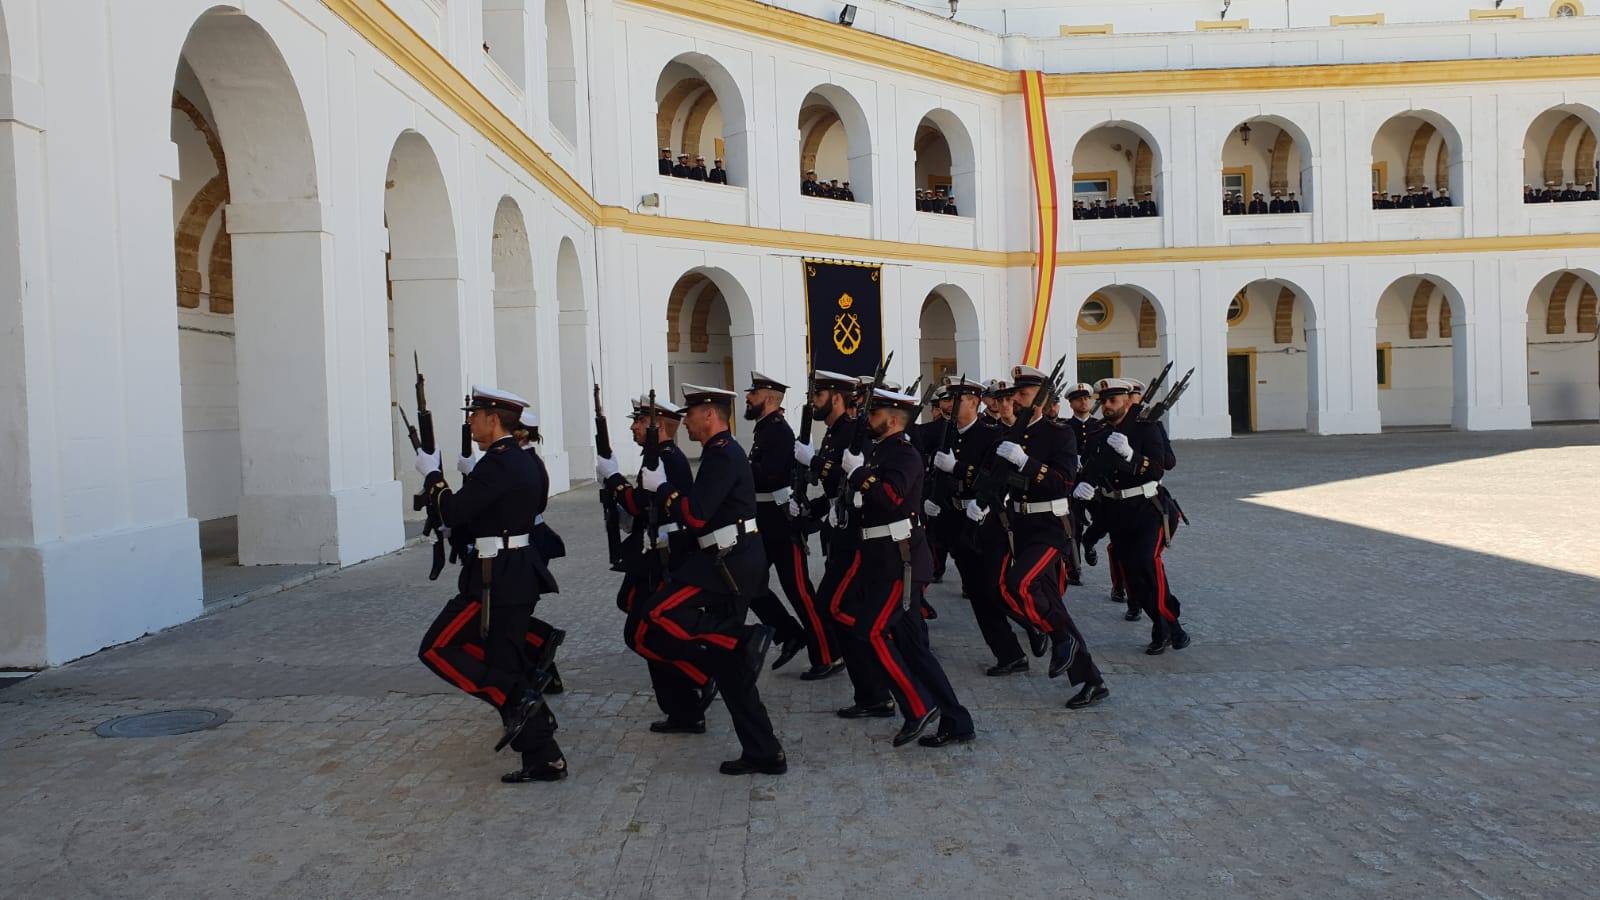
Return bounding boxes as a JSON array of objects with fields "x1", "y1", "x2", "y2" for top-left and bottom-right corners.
[
  {"x1": 664, "y1": 266, "x2": 756, "y2": 446},
  {"x1": 1405, "y1": 121, "x2": 1437, "y2": 191},
  {"x1": 1579, "y1": 128, "x2": 1597, "y2": 185},
  {"x1": 1071, "y1": 119, "x2": 1165, "y2": 210},
  {"x1": 1525, "y1": 269, "x2": 1600, "y2": 422},
  {"x1": 797, "y1": 84, "x2": 873, "y2": 202},
  {"x1": 386, "y1": 130, "x2": 463, "y2": 512},
  {"x1": 917, "y1": 283, "x2": 981, "y2": 388},
  {"x1": 1522, "y1": 103, "x2": 1600, "y2": 195},
  {"x1": 1272, "y1": 286, "x2": 1296, "y2": 344},
  {"x1": 1072, "y1": 283, "x2": 1170, "y2": 386},
  {"x1": 554, "y1": 236, "x2": 591, "y2": 469},
  {"x1": 1373, "y1": 109, "x2": 1463, "y2": 202},
  {"x1": 1221, "y1": 114, "x2": 1313, "y2": 210},
  {"x1": 491, "y1": 196, "x2": 539, "y2": 408},
  {"x1": 656, "y1": 53, "x2": 748, "y2": 186},
  {"x1": 172, "y1": 7, "x2": 332, "y2": 564},
  {"x1": 1137, "y1": 298, "x2": 1158, "y2": 348},
  {"x1": 545, "y1": 0, "x2": 578, "y2": 145},
  {"x1": 1375, "y1": 273, "x2": 1467, "y2": 429},
  {"x1": 1227, "y1": 278, "x2": 1318, "y2": 432},
  {"x1": 910, "y1": 107, "x2": 977, "y2": 217},
  {"x1": 1544, "y1": 114, "x2": 1585, "y2": 188}
]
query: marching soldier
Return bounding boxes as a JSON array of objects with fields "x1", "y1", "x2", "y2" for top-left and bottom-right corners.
[
  {"x1": 595, "y1": 396, "x2": 715, "y2": 735},
  {"x1": 916, "y1": 386, "x2": 951, "y2": 583},
  {"x1": 1076, "y1": 378, "x2": 1191, "y2": 655},
  {"x1": 513, "y1": 409, "x2": 569, "y2": 694},
  {"x1": 632, "y1": 385, "x2": 787, "y2": 775},
  {"x1": 929, "y1": 376, "x2": 1029, "y2": 676},
  {"x1": 834, "y1": 386, "x2": 976, "y2": 747},
  {"x1": 981, "y1": 365, "x2": 1109, "y2": 709},
  {"x1": 416, "y1": 387, "x2": 567, "y2": 783},
  {"x1": 743, "y1": 372, "x2": 840, "y2": 679},
  {"x1": 793, "y1": 371, "x2": 895, "y2": 718}
]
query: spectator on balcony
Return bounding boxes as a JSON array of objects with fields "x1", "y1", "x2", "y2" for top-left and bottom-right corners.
[
  {"x1": 1268, "y1": 191, "x2": 1285, "y2": 214},
  {"x1": 1247, "y1": 191, "x2": 1268, "y2": 215},
  {"x1": 931, "y1": 187, "x2": 949, "y2": 214},
  {"x1": 943, "y1": 192, "x2": 958, "y2": 215},
  {"x1": 1072, "y1": 200, "x2": 1085, "y2": 220},
  {"x1": 687, "y1": 156, "x2": 707, "y2": 181},
  {"x1": 708, "y1": 158, "x2": 727, "y2": 185},
  {"x1": 1584, "y1": 184, "x2": 1598, "y2": 201},
  {"x1": 1286, "y1": 193, "x2": 1300, "y2": 213},
  {"x1": 1115, "y1": 198, "x2": 1133, "y2": 218},
  {"x1": 673, "y1": 154, "x2": 692, "y2": 178},
  {"x1": 659, "y1": 148, "x2": 673, "y2": 176},
  {"x1": 915, "y1": 188, "x2": 928, "y2": 212},
  {"x1": 1139, "y1": 191, "x2": 1157, "y2": 217},
  {"x1": 1433, "y1": 188, "x2": 1451, "y2": 207},
  {"x1": 841, "y1": 182, "x2": 855, "y2": 202},
  {"x1": 801, "y1": 171, "x2": 819, "y2": 196},
  {"x1": 1562, "y1": 182, "x2": 1581, "y2": 202}
]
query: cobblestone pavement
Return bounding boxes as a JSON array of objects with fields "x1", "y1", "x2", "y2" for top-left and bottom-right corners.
[{"x1": 4, "y1": 426, "x2": 1599, "y2": 899}]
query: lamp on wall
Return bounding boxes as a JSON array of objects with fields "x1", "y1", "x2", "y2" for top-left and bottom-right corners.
[
  {"x1": 838, "y1": 4, "x2": 857, "y2": 26},
  {"x1": 948, "y1": 0, "x2": 959, "y2": 18},
  {"x1": 1238, "y1": 122, "x2": 1252, "y2": 146},
  {"x1": 1219, "y1": 0, "x2": 1231, "y2": 19}
]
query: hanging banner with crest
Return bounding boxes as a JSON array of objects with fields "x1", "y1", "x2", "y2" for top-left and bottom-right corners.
[{"x1": 803, "y1": 258, "x2": 883, "y2": 377}]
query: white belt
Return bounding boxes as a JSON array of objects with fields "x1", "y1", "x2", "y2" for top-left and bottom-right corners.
[
  {"x1": 645, "y1": 522, "x2": 680, "y2": 550},
  {"x1": 1101, "y1": 481, "x2": 1161, "y2": 500},
  {"x1": 861, "y1": 519, "x2": 915, "y2": 541},
  {"x1": 1011, "y1": 498, "x2": 1073, "y2": 516},
  {"x1": 696, "y1": 520, "x2": 758, "y2": 550},
  {"x1": 475, "y1": 533, "x2": 531, "y2": 557},
  {"x1": 755, "y1": 486, "x2": 792, "y2": 504}
]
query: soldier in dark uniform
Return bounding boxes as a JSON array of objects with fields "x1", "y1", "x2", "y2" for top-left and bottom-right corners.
[
  {"x1": 980, "y1": 378, "x2": 1009, "y2": 426},
  {"x1": 1073, "y1": 200, "x2": 1086, "y2": 219},
  {"x1": 743, "y1": 371, "x2": 839, "y2": 680},
  {"x1": 980, "y1": 365, "x2": 1108, "y2": 710},
  {"x1": 1268, "y1": 191, "x2": 1284, "y2": 214},
  {"x1": 915, "y1": 188, "x2": 928, "y2": 212},
  {"x1": 1287, "y1": 192, "x2": 1301, "y2": 212},
  {"x1": 1139, "y1": 191, "x2": 1157, "y2": 217},
  {"x1": 1077, "y1": 378, "x2": 1191, "y2": 656},
  {"x1": 1584, "y1": 183, "x2": 1598, "y2": 201},
  {"x1": 1062, "y1": 383, "x2": 1100, "y2": 579},
  {"x1": 595, "y1": 397, "x2": 714, "y2": 735},
  {"x1": 690, "y1": 156, "x2": 708, "y2": 181},
  {"x1": 792, "y1": 371, "x2": 895, "y2": 718},
  {"x1": 634, "y1": 384, "x2": 786, "y2": 775},
  {"x1": 930, "y1": 376, "x2": 1029, "y2": 676},
  {"x1": 841, "y1": 182, "x2": 856, "y2": 202},
  {"x1": 673, "y1": 155, "x2": 692, "y2": 178},
  {"x1": 916, "y1": 386, "x2": 951, "y2": 583},
  {"x1": 1248, "y1": 192, "x2": 1268, "y2": 214},
  {"x1": 1433, "y1": 188, "x2": 1450, "y2": 207},
  {"x1": 415, "y1": 387, "x2": 567, "y2": 783},
  {"x1": 658, "y1": 148, "x2": 673, "y2": 176},
  {"x1": 835, "y1": 386, "x2": 976, "y2": 747},
  {"x1": 708, "y1": 158, "x2": 728, "y2": 184},
  {"x1": 944, "y1": 193, "x2": 958, "y2": 215},
  {"x1": 1563, "y1": 182, "x2": 1581, "y2": 202},
  {"x1": 512, "y1": 408, "x2": 568, "y2": 694},
  {"x1": 802, "y1": 171, "x2": 818, "y2": 196}
]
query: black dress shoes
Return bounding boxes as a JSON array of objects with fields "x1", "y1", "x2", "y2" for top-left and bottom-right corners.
[
  {"x1": 799, "y1": 659, "x2": 846, "y2": 681},
  {"x1": 1068, "y1": 574, "x2": 1084, "y2": 586},
  {"x1": 1084, "y1": 545, "x2": 1098, "y2": 567},
  {"x1": 1144, "y1": 637, "x2": 1169, "y2": 655},
  {"x1": 1026, "y1": 627, "x2": 1050, "y2": 658},
  {"x1": 719, "y1": 753, "x2": 788, "y2": 776},
  {"x1": 649, "y1": 719, "x2": 706, "y2": 734},
  {"x1": 892, "y1": 707, "x2": 941, "y2": 747},
  {"x1": 501, "y1": 757, "x2": 568, "y2": 784},
  {"x1": 495, "y1": 688, "x2": 547, "y2": 752},
  {"x1": 1170, "y1": 627, "x2": 1191, "y2": 650},
  {"x1": 1123, "y1": 609, "x2": 1142, "y2": 622},
  {"x1": 985, "y1": 657, "x2": 1028, "y2": 677},
  {"x1": 543, "y1": 668, "x2": 565, "y2": 695},
  {"x1": 770, "y1": 635, "x2": 806, "y2": 671},
  {"x1": 1048, "y1": 635, "x2": 1079, "y2": 679},
  {"x1": 917, "y1": 729, "x2": 976, "y2": 748},
  {"x1": 1065, "y1": 682, "x2": 1109, "y2": 709},
  {"x1": 836, "y1": 701, "x2": 896, "y2": 719}
]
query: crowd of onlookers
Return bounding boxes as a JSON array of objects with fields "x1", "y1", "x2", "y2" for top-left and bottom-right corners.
[
  {"x1": 1525, "y1": 183, "x2": 1599, "y2": 203},
  {"x1": 658, "y1": 148, "x2": 728, "y2": 184},
  {"x1": 801, "y1": 171, "x2": 856, "y2": 202},
  {"x1": 1073, "y1": 194, "x2": 1158, "y2": 219},
  {"x1": 1371, "y1": 188, "x2": 1452, "y2": 208},
  {"x1": 1222, "y1": 190, "x2": 1301, "y2": 215},
  {"x1": 915, "y1": 187, "x2": 959, "y2": 215}
]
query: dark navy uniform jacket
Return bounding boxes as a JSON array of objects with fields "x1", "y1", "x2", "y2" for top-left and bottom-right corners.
[
  {"x1": 656, "y1": 431, "x2": 770, "y2": 598},
  {"x1": 1006, "y1": 415, "x2": 1079, "y2": 552},
  {"x1": 811, "y1": 413, "x2": 861, "y2": 556},
  {"x1": 1082, "y1": 413, "x2": 1171, "y2": 493},
  {"x1": 844, "y1": 431, "x2": 933, "y2": 585},
  {"x1": 606, "y1": 443, "x2": 694, "y2": 596},
  {"x1": 937, "y1": 417, "x2": 1008, "y2": 552},
  {"x1": 749, "y1": 408, "x2": 802, "y2": 566},
  {"x1": 524, "y1": 446, "x2": 566, "y2": 567},
  {"x1": 428, "y1": 435, "x2": 557, "y2": 604}
]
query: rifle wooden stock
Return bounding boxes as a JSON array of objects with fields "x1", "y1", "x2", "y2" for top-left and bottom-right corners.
[{"x1": 592, "y1": 381, "x2": 624, "y2": 566}]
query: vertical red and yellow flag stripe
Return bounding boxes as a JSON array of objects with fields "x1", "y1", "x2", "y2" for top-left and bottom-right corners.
[{"x1": 1019, "y1": 70, "x2": 1058, "y2": 367}]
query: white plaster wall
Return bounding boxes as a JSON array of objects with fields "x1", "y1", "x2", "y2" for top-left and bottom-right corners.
[
  {"x1": 1225, "y1": 281, "x2": 1312, "y2": 432},
  {"x1": 1526, "y1": 278, "x2": 1600, "y2": 421}
]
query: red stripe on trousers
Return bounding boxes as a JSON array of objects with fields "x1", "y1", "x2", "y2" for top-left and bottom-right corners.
[
  {"x1": 524, "y1": 632, "x2": 544, "y2": 648},
  {"x1": 1153, "y1": 540, "x2": 1175, "y2": 622},
  {"x1": 650, "y1": 584, "x2": 739, "y2": 651},
  {"x1": 464, "y1": 643, "x2": 485, "y2": 661},
  {"x1": 424, "y1": 602, "x2": 507, "y2": 707},
  {"x1": 996, "y1": 553, "x2": 1024, "y2": 620},
  {"x1": 1014, "y1": 547, "x2": 1059, "y2": 633},
  {"x1": 828, "y1": 551, "x2": 863, "y2": 626},
  {"x1": 634, "y1": 618, "x2": 709, "y2": 686},
  {"x1": 869, "y1": 580, "x2": 927, "y2": 719},
  {"x1": 792, "y1": 543, "x2": 834, "y2": 663}
]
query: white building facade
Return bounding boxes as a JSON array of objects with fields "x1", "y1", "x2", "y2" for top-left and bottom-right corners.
[{"x1": 2, "y1": 0, "x2": 1597, "y2": 667}]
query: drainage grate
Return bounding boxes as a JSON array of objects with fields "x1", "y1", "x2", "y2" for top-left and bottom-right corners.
[{"x1": 95, "y1": 708, "x2": 232, "y2": 738}]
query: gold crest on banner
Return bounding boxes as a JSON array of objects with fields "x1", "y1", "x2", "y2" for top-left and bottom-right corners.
[{"x1": 832, "y1": 293, "x2": 861, "y2": 355}]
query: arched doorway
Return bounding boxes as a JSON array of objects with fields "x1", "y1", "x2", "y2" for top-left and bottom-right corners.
[
  {"x1": 656, "y1": 54, "x2": 747, "y2": 186},
  {"x1": 491, "y1": 197, "x2": 538, "y2": 408},
  {"x1": 797, "y1": 85, "x2": 872, "y2": 202},
  {"x1": 917, "y1": 284, "x2": 981, "y2": 390},
  {"x1": 664, "y1": 267, "x2": 755, "y2": 455},
  {"x1": 1370, "y1": 111, "x2": 1462, "y2": 208},
  {"x1": 912, "y1": 109, "x2": 975, "y2": 217},
  {"x1": 1074, "y1": 286, "x2": 1168, "y2": 387},
  {"x1": 554, "y1": 237, "x2": 590, "y2": 479},
  {"x1": 1525, "y1": 270, "x2": 1600, "y2": 422},
  {"x1": 1221, "y1": 116, "x2": 1311, "y2": 214},
  {"x1": 1374, "y1": 275, "x2": 1463, "y2": 428},
  {"x1": 170, "y1": 8, "x2": 330, "y2": 566},
  {"x1": 1521, "y1": 106, "x2": 1600, "y2": 202},
  {"x1": 385, "y1": 131, "x2": 463, "y2": 519},
  {"x1": 545, "y1": 0, "x2": 578, "y2": 145},
  {"x1": 1070, "y1": 122, "x2": 1162, "y2": 218},
  {"x1": 1224, "y1": 279, "x2": 1316, "y2": 433}
]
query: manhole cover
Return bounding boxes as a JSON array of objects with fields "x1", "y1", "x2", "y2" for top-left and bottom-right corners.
[{"x1": 95, "y1": 708, "x2": 232, "y2": 738}]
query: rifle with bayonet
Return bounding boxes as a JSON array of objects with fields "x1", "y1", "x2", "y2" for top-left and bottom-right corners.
[
  {"x1": 591, "y1": 369, "x2": 625, "y2": 567},
  {"x1": 832, "y1": 352, "x2": 893, "y2": 527},
  {"x1": 407, "y1": 354, "x2": 449, "y2": 581},
  {"x1": 789, "y1": 369, "x2": 818, "y2": 550},
  {"x1": 1139, "y1": 367, "x2": 1194, "y2": 422},
  {"x1": 972, "y1": 355, "x2": 1067, "y2": 513},
  {"x1": 641, "y1": 387, "x2": 670, "y2": 569}
]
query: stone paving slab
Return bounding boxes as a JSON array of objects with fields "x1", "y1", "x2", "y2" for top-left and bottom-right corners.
[{"x1": 3, "y1": 426, "x2": 1599, "y2": 899}]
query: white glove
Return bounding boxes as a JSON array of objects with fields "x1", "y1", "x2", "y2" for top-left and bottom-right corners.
[
  {"x1": 841, "y1": 449, "x2": 863, "y2": 476},
  {"x1": 923, "y1": 499, "x2": 941, "y2": 518},
  {"x1": 1073, "y1": 481, "x2": 1096, "y2": 501},
  {"x1": 793, "y1": 441, "x2": 816, "y2": 466},
  {"x1": 1106, "y1": 431, "x2": 1133, "y2": 461},
  {"x1": 414, "y1": 448, "x2": 441, "y2": 476},
  {"x1": 933, "y1": 450, "x2": 957, "y2": 473},
  {"x1": 640, "y1": 463, "x2": 666, "y2": 493},
  {"x1": 456, "y1": 454, "x2": 476, "y2": 476},
  {"x1": 995, "y1": 440, "x2": 1029, "y2": 468},
  {"x1": 595, "y1": 454, "x2": 620, "y2": 482},
  {"x1": 964, "y1": 499, "x2": 988, "y2": 524},
  {"x1": 786, "y1": 499, "x2": 802, "y2": 518}
]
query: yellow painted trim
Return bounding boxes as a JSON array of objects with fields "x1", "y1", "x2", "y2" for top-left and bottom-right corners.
[
  {"x1": 1227, "y1": 347, "x2": 1258, "y2": 431},
  {"x1": 1196, "y1": 19, "x2": 1249, "y2": 31},
  {"x1": 613, "y1": 209, "x2": 1029, "y2": 265},
  {"x1": 1227, "y1": 292, "x2": 1249, "y2": 327},
  {"x1": 1054, "y1": 231, "x2": 1600, "y2": 267},
  {"x1": 1072, "y1": 170, "x2": 1119, "y2": 198},
  {"x1": 1223, "y1": 165, "x2": 1253, "y2": 200},
  {"x1": 1331, "y1": 13, "x2": 1385, "y2": 25},
  {"x1": 1371, "y1": 161, "x2": 1389, "y2": 195},
  {"x1": 1471, "y1": 7, "x2": 1525, "y2": 19},
  {"x1": 1060, "y1": 23, "x2": 1114, "y2": 36},
  {"x1": 1551, "y1": 0, "x2": 1584, "y2": 15},
  {"x1": 1075, "y1": 352, "x2": 1122, "y2": 378},
  {"x1": 1077, "y1": 293, "x2": 1114, "y2": 332}
]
